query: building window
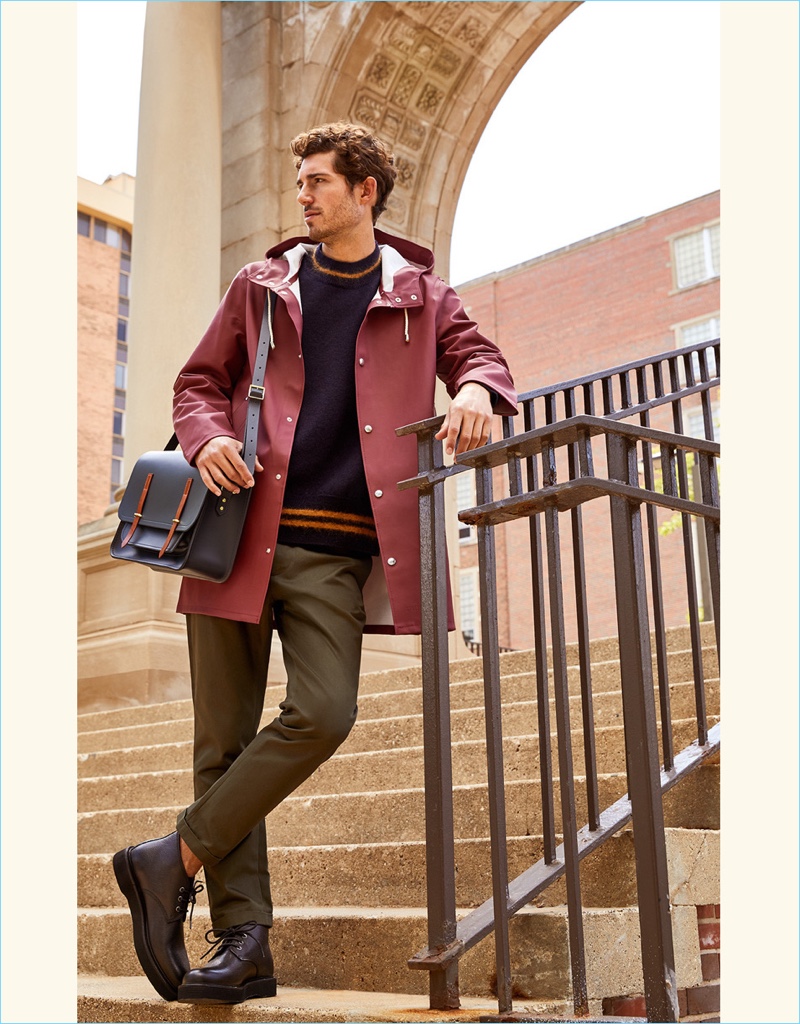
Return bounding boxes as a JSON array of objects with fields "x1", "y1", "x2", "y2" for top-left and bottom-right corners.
[
  {"x1": 673, "y1": 223, "x2": 720, "y2": 289},
  {"x1": 679, "y1": 316, "x2": 720, "y2": 348},
  {"x1": 110, "y1": 228, "x2": 132, "y2": 503},
  {"x1": 78, "y1": 211, "x2": 130, "y2": 252},
  {"x1": 687, "y1": 404, "x2": 720, "y2": 443},
  {"x1": 460, "y1": 568, "x2": 480, "y2": 643},
  {"x1": 675, "y1": 314, "x2": 720, "y2": 383},
  {"x1": 111, "y1": 455, "x2": 124, "y2": 491},
  {"x1": 455, "y1": 471, "x2": 476, "y2": 544}
]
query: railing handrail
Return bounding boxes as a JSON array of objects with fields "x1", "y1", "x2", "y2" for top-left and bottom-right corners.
[
  {"x1": 517, "y1": 337, "x2": 720, "y2": 405},
  {"x1": 398, "y1": 339, "x2": 720, "y2": 1022}
]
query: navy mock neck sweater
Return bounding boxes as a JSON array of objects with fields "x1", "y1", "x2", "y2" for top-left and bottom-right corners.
[{"x1": 277, "y1": 244, "x2": 382, "y2": 557}]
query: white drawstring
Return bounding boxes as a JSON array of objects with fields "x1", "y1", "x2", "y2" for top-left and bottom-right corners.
[
  {"x1": 403, "y1": 307, "x2": 409, "y2": 343},
  {"x1": 267, "y1": 289, "x2": 275, "y2": 348}
]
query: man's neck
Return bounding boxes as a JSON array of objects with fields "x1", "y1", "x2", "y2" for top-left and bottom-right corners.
[{"x1": 319, "y1": 224, "x2": 377, "y2": 263}]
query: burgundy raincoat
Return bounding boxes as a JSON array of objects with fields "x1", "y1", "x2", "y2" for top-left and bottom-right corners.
[{"x1": 173, "y1": 229, "x2": 517, "y2": 633}]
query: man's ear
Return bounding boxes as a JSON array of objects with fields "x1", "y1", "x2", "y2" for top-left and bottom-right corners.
[{"x1": 359, "y1": 176, "x2": 378, "y2": 208}]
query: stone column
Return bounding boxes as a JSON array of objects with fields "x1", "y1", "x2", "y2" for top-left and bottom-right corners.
[
  {"x1": 126, "y1": 0, "x2": 222, "y2": 463},
  {"x1": 78, "y1": 2, "x2": 223, "y2": 711}
]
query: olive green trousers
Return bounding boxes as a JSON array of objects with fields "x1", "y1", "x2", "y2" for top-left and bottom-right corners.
[{"x1": 176, "y1": 544, "x2": 372, "y2": 930}]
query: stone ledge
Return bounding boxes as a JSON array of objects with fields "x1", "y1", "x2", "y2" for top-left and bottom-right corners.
[{"x1": 78, "y1": 975, "x2": 570, "y2": 1023}]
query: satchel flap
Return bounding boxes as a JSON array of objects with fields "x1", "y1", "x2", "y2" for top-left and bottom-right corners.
[{"x1": 118, "y1": 450, "x2": 207, "y2": 531}]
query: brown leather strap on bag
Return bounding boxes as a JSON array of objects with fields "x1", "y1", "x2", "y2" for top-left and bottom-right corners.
[
  {"x1": 120, "y1": 472, "x2": 154, "y2": 548},
  {"x1": 158, "y1": 477, "x2": 195, "y2": 557}
]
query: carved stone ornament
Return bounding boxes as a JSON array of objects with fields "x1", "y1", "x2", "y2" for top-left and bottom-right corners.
[
  {"x1": 392, "y1": 65, "x2": 422, "y2": 108},
  {"x1": 367, "y1": 53, "x2": 398, "y2": 91},
  {"x1": 394, "y1": 155, "x2": 416, "y2": 190},
  {"x1": 388, "y1": 19, "x2": 418, "y2": 57},
  {"x1": 431, "y1": 47, "x2": 462, "y2": 80},
  {"x1": 432, "y1": 3, "x2": 466, "y2": 35},
  {"x1": 381, "y1": 110, "x2": 404, "y2": 140},
  {"x1": 416, "y1": 82, "x2": 445, "y2": 115},
  {"x1": 353, "y1": 92, "x2": 383, "y2": 132},
  {"x1": 399, "y1": 118, "x2": 427, "y2": 152},
  {"x1": 455, "y1": 15, "x2": 488, "y2": 50}
]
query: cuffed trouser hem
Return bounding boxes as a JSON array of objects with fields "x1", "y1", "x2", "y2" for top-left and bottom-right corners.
[
  {"x1": 177, "y1": 815, "x2": 274, "y2": 929},
  {"x1": 176, "y1": 811, "x2": 220, "y2": 867}
]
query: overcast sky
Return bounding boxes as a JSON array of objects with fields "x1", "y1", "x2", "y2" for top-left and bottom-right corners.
[{"x1": 77, "y1": 0, "x2": 720, "y2": 285}]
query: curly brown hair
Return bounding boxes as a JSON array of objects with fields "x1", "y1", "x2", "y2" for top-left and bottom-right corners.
[{"x1": 291, "y1": 122, "x2": 397, "y2": 224}]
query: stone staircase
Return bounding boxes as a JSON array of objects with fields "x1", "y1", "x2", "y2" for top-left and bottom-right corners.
[{"x1": 77, "y1": 623, "x2": 720, "y2": 1022}]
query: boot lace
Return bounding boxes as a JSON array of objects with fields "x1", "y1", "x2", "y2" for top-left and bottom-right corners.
[
  {"x1": 175, "y1": 878, "x2": 204, "y2": 929},
  {"x1": 200, "y1": 920, "x2": 260, "y2": 961}
]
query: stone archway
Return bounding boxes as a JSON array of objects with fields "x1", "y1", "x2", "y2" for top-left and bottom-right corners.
[
  {"x1": 313, "y1": 1, "x2": 580, "y2": 277},
  {"x1": 79, "y1": 1, "x2": 582, "y2": 711},
  {"x1": 218, "y1": 1, "x2": 580, "y2": 287}
]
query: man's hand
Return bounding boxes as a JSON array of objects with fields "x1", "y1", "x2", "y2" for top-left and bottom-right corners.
[
  {"x1": 195, "y1": 436, "x2": 263, "y2": 496},
  {"x1": 435, "y1": 381, "x2": 493, "y2": 457}
]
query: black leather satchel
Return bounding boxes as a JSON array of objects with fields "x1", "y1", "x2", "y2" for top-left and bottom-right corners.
[{"x1": 109, "y1": 290, "x2": 274, "y2": 582}]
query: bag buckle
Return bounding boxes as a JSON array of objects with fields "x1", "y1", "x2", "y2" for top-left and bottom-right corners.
[{"x1": 248, "y1": 384, "x2": 265, "y2": 401}]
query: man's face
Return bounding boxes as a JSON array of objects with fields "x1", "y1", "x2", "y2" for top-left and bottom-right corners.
[{"x1": 296, "y1": 151, "x2": 367, "y2": 244}]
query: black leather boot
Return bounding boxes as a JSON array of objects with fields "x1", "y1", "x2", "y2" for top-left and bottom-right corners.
[
  {"x1": 177, "y1": 921, "x2": 277, "y2": 1004},
  {"x1": 112, "y1": 832, "x2": 203, "y2": 1001}
]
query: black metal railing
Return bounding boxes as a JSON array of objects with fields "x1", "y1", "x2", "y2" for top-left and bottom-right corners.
[{"x1": 396, "y1": 339, "x2": 720, "y2": 1022}]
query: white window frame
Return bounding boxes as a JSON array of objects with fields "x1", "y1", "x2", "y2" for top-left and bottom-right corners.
[
  {"x1": 671, "y1": 313, "x2": 720, "y2": 385},
  {"x1": 459, "y1": 567, "x2": 480, "y2": 643},
  {"x1": 670, "y1": 221, "x2": 720, "y2": 290},
  {"x1": 455, "y1": 470, "x2": 476, "y2": 544}
]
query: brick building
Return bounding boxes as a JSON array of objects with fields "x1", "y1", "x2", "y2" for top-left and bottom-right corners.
[
  {"x1": 78, "y1": 174, "x2": 134, "y2": 525},
  {"x1": 455, "y1": 191, "x2": 720, "y2": 648}
]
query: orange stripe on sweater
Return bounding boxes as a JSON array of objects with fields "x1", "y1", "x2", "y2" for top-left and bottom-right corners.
[
  {"x1": 279, "y1": 516, "x2": 377, "y2": 538},
  {"x1": 281, "y1": 508, "x2": 376, "y2": 527}
]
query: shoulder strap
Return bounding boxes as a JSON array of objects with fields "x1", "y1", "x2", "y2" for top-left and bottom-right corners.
[{"x1": 166, "y1": 288, "x2": 274, "y2": 468}]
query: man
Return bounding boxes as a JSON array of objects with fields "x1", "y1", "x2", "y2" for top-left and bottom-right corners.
[{"x1": 113, "y1": 122, "x2": 517, "y2": 1005}]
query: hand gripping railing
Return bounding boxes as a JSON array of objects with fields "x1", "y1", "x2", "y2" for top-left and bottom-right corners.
[{"x1": 396, "y1": 339, "x2": 720, "y2": 1022}]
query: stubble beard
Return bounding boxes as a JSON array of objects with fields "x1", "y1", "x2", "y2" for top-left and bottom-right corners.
[{"x1": 305, "y1": 192, "x2": 362, "y2": 247}]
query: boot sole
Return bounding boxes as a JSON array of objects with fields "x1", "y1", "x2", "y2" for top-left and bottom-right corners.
[
  {"x1": 177, "y1": 976, "x2": 278, "y2": 1004},
  {"x1": 112, "y1": 847, "x2": 180, "y2": 1002}
]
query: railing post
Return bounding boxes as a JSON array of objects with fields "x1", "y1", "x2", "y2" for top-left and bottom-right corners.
[
  {"x1": 474, "y1": 463, "x2": 513, "y2": 1015},
  {"x1": 416, "y1": 428, "x2": 460, "y2": 1010},
  {"x1": 606, "y1": 433, "x2": 679, "y2": 1024},
  {"x1": 541, "y1": 441, "x2": 589, "y2": 1017}
]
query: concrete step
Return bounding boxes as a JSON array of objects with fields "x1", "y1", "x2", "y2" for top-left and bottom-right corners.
[
  {"x1": 78, "y1": 902, "x2": 703, "y2": 1002},
  {"x1": 77, "y1": 975, "x2": 549, "y2": 1023},
  {"x1": 80, "y1": 826, "x2": 718, "y2": 913},
  {"x1": 76, "y1": 623, "x2": 718, "y2": 738},
  {"x1": 77, "y1": 761, "x2": 718, "y2": 856},
  {"x1": 77, "y1": 677, "x2": 720, "y2": 780},
  {"x1": 77, "y1": 774, "x2": 627, "y2": 854},
  {"x1": 77, "y1": 668, "x2": 720, "y2": 766},
  {"x1": 78, "y1": 714, "x2": 717, "y2": 815}
]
